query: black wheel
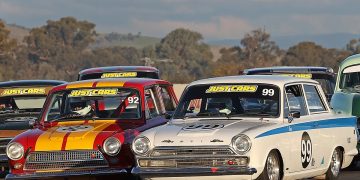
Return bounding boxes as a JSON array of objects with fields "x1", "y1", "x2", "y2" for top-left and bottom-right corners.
[
  {"x1": 325, "y1": 148, "x2": 343, "y2": 180},
  {"x1": 257, "y1": 150, "x2": 282, "y2": 180}
]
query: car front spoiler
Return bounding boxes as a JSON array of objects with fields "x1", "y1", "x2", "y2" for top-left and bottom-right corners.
[
  {"x1": 131, "y1": 166, "x2": 257, "y2": 177},
  {"x1": 6, "y1": 168, "x2": 129, "y2": 180}
]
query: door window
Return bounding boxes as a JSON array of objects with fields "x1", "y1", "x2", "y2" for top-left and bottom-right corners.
[
  {"x1": 285, "y1": 84, "x2": 308, "y2": 116},
  {"x1": 145, "y1": 89, "x2": 160, "y2": 119}
]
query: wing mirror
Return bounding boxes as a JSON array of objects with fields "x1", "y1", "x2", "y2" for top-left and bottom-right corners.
[
  {"x1": 164, "y1": 112, "x2": 173, "y2": 119},
  {"x1": 288, "y1": 111, "x2": 300, "y2": 123}
]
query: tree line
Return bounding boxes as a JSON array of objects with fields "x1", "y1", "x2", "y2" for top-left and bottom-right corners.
[{"x1": 0, "y1": 17, "x2": 358, "y2": 83}]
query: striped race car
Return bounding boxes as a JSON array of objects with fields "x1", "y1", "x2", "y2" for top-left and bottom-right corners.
[
  {"x1": 0, "y1": 80, "x2": 65, "y2": 177},
  {"x1": 132, "y1": 75, "x2": 357, "y2": 180},
  {"x1": 78, "y1": 66, "x2": 160, "y2": 80},
  {"x1": 5, "y1": 78, "x2": 177, "y2": 179}
]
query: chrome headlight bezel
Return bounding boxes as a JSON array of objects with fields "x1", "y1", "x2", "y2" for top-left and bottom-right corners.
[
  {"x1": 132, "y1": 136, "x2": 151, "y2": 156},
  {"x1": 6, "y1": 142, "x2": 24, "y2": 161},
  {"x1": 103, "y1": 137, "x2": 121, "y2": 156},
  {"x1": 231, "y1": 134, "x2": 252, "y2": 155}
]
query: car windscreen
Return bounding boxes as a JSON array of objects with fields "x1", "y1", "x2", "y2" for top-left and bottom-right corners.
[
  {"x1": 79, "y1": 71, "x2": 159, "y2": 80},
  {"x1": 0, "y1": 87, "x2": 49, "y2": 113},
  {"x1": 45, "y1": 88, "x2": 141, "y2": 121},
  {"x1": 247, "y1": 72, "x2": 335, "y2": 95},
  {"x1": 0, "y1": 96, "x2": 46, "y2": 113},
  {"x1": 340, "y1": 65, "x2": 360, "y2": 91},
  {"x1": 173, "y1": 84, "x2": 280, "y2": 119}
]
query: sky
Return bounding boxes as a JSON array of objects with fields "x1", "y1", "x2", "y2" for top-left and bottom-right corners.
[{"x1": 1, "y1": 0, "x2": 360, "y2": 40}]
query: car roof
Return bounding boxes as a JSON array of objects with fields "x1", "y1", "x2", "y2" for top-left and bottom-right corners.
[
  {"x1": 0, "y1": 80, "x2": 66, "y2": 88},
  {"x1": 339, "y1": 54, "x2": 360, "y2": 68},
  {"x1": 244, "y1": 66, "x2": 333, "y2": 74},
  {"x1": 188, "y1": 75, "x2": 319, "y2": 87},
  {"x1": 78, "y1": 66, "x2": 159, "y2": 75},
  {"x1": 52, "y1": 78, "x2": 171, "y2": 92}
]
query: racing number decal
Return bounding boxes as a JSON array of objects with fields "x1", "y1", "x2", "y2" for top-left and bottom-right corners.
[{"x1": 301, "y1": 132, "x2": 312, "y2": 168}]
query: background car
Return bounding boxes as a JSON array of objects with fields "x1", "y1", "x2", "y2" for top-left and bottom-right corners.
[
  {"x1": 0, "y1": 80, "x2": 65, "y2": 177},
  {"x1": 78, "y1": 66, "x2": 160, "y2": 80},
  {"x1": 5, "y1": 78, "x2": 177, "y2": 179},
  {"x1": 331, "y1": 54, "x2": 360, "y2": 166},
  {"x1": 132, "y1": 75, "x2": 357, "y2": 180},
  {"x1": 243, "y1": 66, "x2": 336, "y2": 102}
]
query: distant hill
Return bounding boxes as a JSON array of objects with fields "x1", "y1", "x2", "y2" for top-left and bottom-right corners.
[
  {"x1": 4, "y1": 24, "x2": 30, "y2": 43},
  {"x1": 91, "y1": 32, "x2": 161, "y2": 49},
  {"x1": 206, "y1": 33, "x2": 360, "y2": 49}
]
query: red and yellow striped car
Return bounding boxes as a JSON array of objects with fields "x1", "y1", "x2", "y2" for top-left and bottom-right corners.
[{"x1": 5, "y1": 78, "x2": 177, "y2": 179}]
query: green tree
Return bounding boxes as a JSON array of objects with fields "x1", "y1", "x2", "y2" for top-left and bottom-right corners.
[
  {"x1": 156, "y1": 28, "x2": 213, "y2": 82},
  {"x1": 240, "y1": 28, "x2": 283, "y2": 67}
]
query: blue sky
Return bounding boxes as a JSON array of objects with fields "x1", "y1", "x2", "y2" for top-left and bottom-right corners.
[{"x1": 1, "y1": 0, "x2": 360, "y2": 40}]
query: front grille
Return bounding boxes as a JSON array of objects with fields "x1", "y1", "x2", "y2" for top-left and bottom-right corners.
[
  {"x1": 24, "y1": 150, "x2": 108, "y2": 170},
  {"x1": 139, "y1": 146, "x2": 247, "y2": 168},
  {"x1": 151, "y1": 147, "x2": 236, "y2": 157},
  {"x1": 0, "y1": 138, "x2": 12, "y2": 156}
]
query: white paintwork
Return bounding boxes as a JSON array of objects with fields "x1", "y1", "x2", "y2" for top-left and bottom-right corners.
[
  {"x1": 136, "y1": 75, "x2": 357, "y2": 180},
  {"x1": 343, "y1": 64, "x2": 360, "y2": 73}
]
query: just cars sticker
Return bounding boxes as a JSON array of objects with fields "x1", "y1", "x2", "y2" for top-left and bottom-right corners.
[
  {"x1": 281, "y1": 73, "x2": 312, "y2": 79},
  {"x1": 205, "y1": 85, "x2": 258, "y2": 93},
  {"x1": 1, "y1": 88, "x2": 46, "y2": 96},
  {"x1": 301, "y1": 132, "x2": 312, "y2": 168},
  {"x1": 69, "y1": 89, "x2": 118, "y2": 97},
  {"x1": 101, "y1": 72, "x2": 137, "y2": 78},
  {"x1": 57, "y1": 125, "x2": 94, "y2": 132}
]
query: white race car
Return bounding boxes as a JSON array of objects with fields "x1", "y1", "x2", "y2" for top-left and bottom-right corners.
[{"x1": 131, "y1": 75, "x2": 358, "y2": 180}]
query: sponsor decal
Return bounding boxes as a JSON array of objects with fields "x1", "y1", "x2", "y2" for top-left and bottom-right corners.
[
  {"x1": 1, "y1": 88, "x2": 46, "y2": 96},
  {"x1": 161, "y1": 139, "x2": 174, "y2": 143},
  {"x1": 280, "y1": 73, "x2": 312, "y2": 79},
  {"x1": 69, "y1": 88, "x2": 118, "y2": 97},
  {"x1": 205, "y1": 85, "x2": 258, "y2": 93},
  {"x1": 183, "y1": 124, "x2": 224, "y2": 130},
  {"x1": 301, "y1": 132, "x2": 312, "y2": 168},
  {"x1": 101, "y1": 72, "x2": 137, "y2": 78},
  {"x1": 57, "y1": 125, "x2": 93, "y2": 132}
]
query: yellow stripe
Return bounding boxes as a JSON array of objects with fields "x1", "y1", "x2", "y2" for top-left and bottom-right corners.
[
  {"x1": 65, "y1": 120, "x2": 115, "y2": 150},
  {"x1": 96, "y1": 81, "x2": 125, "y2": 87},
  {"x1": 66, "y1": 82, "x2": 94, "y2": 89},
  {"x1": 34, "y1": 127, "x2": 67, "y2": 151}
]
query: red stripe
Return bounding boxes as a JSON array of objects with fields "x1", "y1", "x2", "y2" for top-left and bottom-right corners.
[
  {"x1": 92, "y1": 81, "x2": 98, "y2": 88},
  {"x1": 61, "y1": 132, "x2": 71, "y2": 150}
]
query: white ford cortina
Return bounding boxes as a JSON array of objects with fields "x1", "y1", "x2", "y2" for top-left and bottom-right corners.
[{"x1": 131, "y1": 75, "x2": 358, "y2": 180}]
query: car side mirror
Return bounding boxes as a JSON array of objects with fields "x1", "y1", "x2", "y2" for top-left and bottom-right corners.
[
  {"x1": 164, "y1": 112, "x2": 173, "y2": 119},
  {"x1": 288, "y1": 111, "x2": 300, "y2": 123}
]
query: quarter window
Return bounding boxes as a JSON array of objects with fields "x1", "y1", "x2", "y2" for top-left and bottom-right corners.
[{"x1": 303, "y1": 85, "x2": 326, "y2": 113}]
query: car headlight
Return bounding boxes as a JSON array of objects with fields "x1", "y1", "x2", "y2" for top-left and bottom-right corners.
[
  {"x1": 132, "y1": 136, "x2": 150, "y2": 155},
  {"x1": 232, "y1": 135, "x2": 251, "y2": 154},
  {"x1": 6, "y1": 142, "x2": 24, "y2": 160},
  {"x1": 103, "y1": 137, "x2": 121, "y2": 156}
]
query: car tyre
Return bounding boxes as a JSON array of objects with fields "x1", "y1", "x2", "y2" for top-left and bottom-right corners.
[
  {"x1": 325, "y1": 148, "x2": 343, "y2": 180},
  {"x1": 256, "y1": 150, "x2": 282, "y2": 180}
]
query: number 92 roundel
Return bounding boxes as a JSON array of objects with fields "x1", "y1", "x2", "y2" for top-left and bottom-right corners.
[{"x1": 301, "y1": 132, "x2": 312, "y2": 168}]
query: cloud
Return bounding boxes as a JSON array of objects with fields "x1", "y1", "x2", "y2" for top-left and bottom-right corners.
[
  {"x1": 0, "y1": 1, "x2": 24, "y2": 15},
  {"x1": 129, "y1": 16, "x2": 254, "y2": 39}
]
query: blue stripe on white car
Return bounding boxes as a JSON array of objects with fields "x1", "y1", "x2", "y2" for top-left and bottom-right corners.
[{"x1": 256, "y1": 117, "x2": 356, "y2": 138}]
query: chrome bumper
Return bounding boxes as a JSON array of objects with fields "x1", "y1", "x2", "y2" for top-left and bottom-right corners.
[
  {"x1": 132, "y1": 166, "x2": 257, "y2": 177},
  {"x1": 6, "y1": 169, "x2": 129, "y2": 180}
]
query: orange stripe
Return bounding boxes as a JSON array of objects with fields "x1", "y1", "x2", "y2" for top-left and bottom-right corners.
[
  {"x1": 34, "y1": 126, "x2": 68, "y2": 151},
  {"x1": 96, "y1": 81, "x2": 125, "y2": 87},
  {"x1": 66, "y1": 82, "x2": 94, "y2": 89},
  {"x1": 65, "y1": 120, "x2": 115, "y2": 150}
]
